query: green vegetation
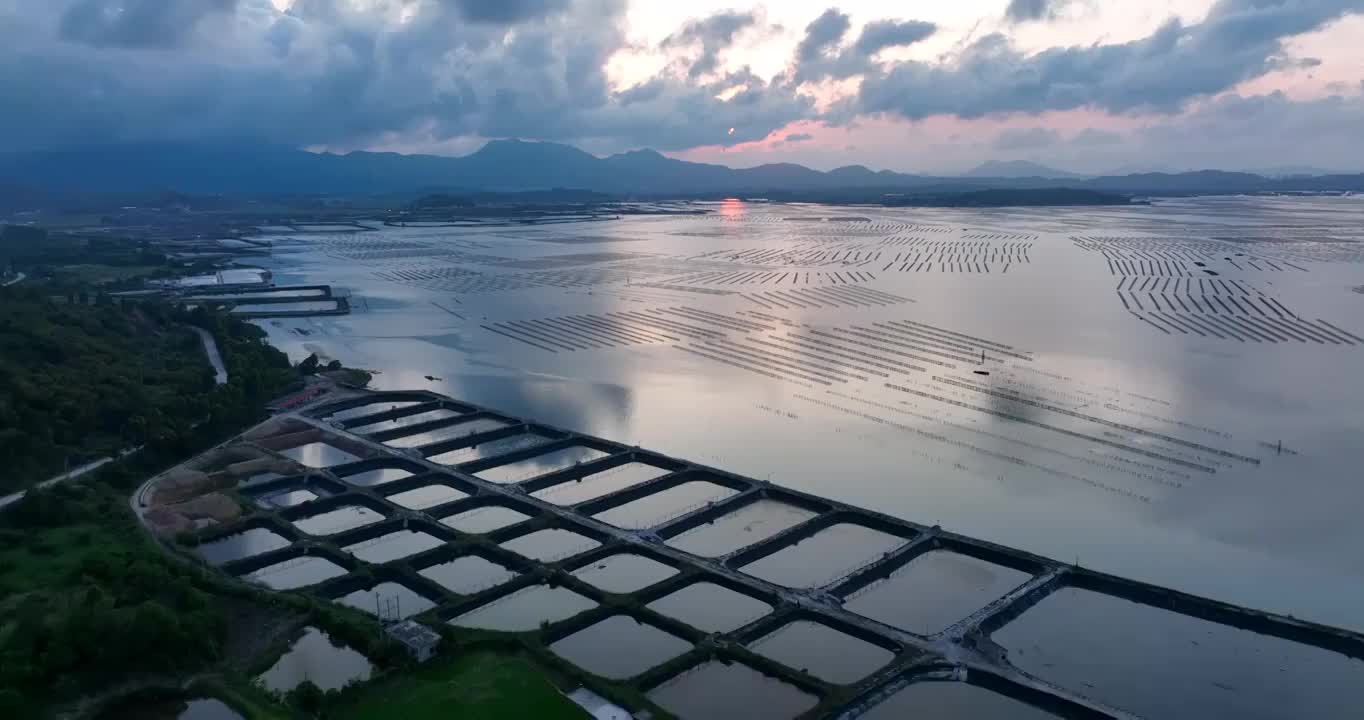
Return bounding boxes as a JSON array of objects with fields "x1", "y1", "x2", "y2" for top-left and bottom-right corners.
[
  {"x1": 0, "y1": 484, "x2": 232, "y2": 717},
  {"x1": 330, "y1": 651, "x2": 589, "y2": 720},
  {"x1": 0, "y1": 286, "x2": 296, "y2": 494}
]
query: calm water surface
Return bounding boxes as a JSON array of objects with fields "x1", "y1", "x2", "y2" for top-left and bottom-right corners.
[{"x1": 250, "y1": 198, "x2": 1364, "y2": 716}]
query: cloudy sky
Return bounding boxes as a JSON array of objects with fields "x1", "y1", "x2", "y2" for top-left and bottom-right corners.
[{"x1": 1, "y1": 0, "x2": 1361, "y2": 173}]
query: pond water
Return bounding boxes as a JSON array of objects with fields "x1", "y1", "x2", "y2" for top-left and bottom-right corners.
[
  {"x1": 993, "y1": 587, "x2": 1364, "y2": 719},
  {"x1": 499, "y1": 528, "x2": 601, "y2": 562},
  {"x1": 230, "y1": 300, "x2": 339, "y2": 314},
  {"x1": 326, "y1": 401, "x2": 422, "y2": 422},
  {"x1": 738, "y1": 523, "x2": 907, "y2": 589},
  {"x1": 450, "y1": 584, "x2": 598, "y2": 631},
  {"x1": 647, "y1": 661, "x2": 817, "y2": 720},
  {"x1": 747, "y1": 620, "x2": 894, "y2": 685},
  {"x1": 592, "y1": 480, "x2": 739, "y2": 529},
  {"x1": 386, "y1": 483, "x2": 468, "y2": 509},
  {"x1": 843, "y1": 551, "x2": 1032, "y2": 634},
  {"x1": 440, "y1": 505, "x2": 532, "y2": 533},
  {"x1": 646, "y1": 582, "x2": 772, "y2": 634},
  {"x1": 342, "y1": 530, "x2": 444, "y2": 563},
  {"x1": 280, "y1": 442, "x2": 361, "y2": 468},
  {"x1": 428, "y1": 432, "x2": 555, "y2": 465},
  {"x1": 257, "y1": 627, "x2": 373, "y2": 692},
  {"x1": 257, "y1": 489, "x2": 320, "y2": 509},
  {"x1": 419, "y1": 555, "x2": 519, "y2": 594},
  {"x1": 338, "y1": 581, "x2": 436, "y2": 620},
  {"x1": 531, "y1": 462, "x2": 673, "y2": 505},
  {"x1": 550, "y1": 615, "x2": 692, "y2": 679},
  {"x1": 245, "y1": 556, "x2": 348, "y2": 590},
  {"x1": 382, "y1": 417, "x2": 511, "y2": 449},
  {"x1": 571, "y1": 553, "x2": 678, "y2": 593},
  {"x1": 196, "y1": 527, "x2": 291, "y2": 565},
  {"x1": 860, "y1": 682, "x2": 1059, "y2": 719},
  {"x1": 475, "y1": 445, "x2": 610, "y2": 483},
  {"x1": 349, "y1": 408, "x2": 463, "y2": 434},
  {"x1": 338, "y1": 466, "x2": 414, "y2": 487},
  {"x1": 666, "y1": 499, "x2": 818, "y2": 557},
  {"x1": 291, "y1": 505, "x2": 386, "y2": 535}
]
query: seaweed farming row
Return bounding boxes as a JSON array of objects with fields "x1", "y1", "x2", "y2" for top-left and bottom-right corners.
[
  {"x1": 674, "y1": 316, "x2": 1031, "y2": 386},
  {"x1": 740, "y1": 285, "x2": 911, "y2": 310},
  {"x1": 483, "y1": 307, "x2": 756, "y2": 352},
  {"x1": 1114, "y1": 288, "x2": 1294, "y2": 317},
  {"x1": 665, "y1": 269, "x2": 875, "y2": 286},
  {"x1": 689, "y1": 246, "x2": 886, "y2": 267},
  {"x1": 1128, "y1": 310, "x2": 1362, "y2": 345},
  {"x1": 1073, "y1": 236, "x2": 1312, "y2": 274}
]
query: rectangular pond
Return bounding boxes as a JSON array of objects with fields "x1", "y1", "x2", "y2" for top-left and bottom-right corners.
[
  {"x1": 647, "y1": 660, "x2": 817, "y2": 720},
  {"x1": 342, "y1": 530, "x2": 444, "y2": 564},
  {"x1": 386, "y1": 483, "x2": 468, "y2": 509},
  {"x1": 992, "y1": 587, "x2": 1364, "y2": 720},
  {"x1": 571, "y1": 553, "x2": 678, "y2": 594},
  {"x1": 291, "y1": 505, "x2": 386, "y2": 536},
  {"x1": 475, "y1": 445, "x2": 610, "y2": 484},
  {"x1": 196, "y1": 527, "x2": 291, "y2": 565},
  {"x1": 256, "y1": 627, "x2": 374, "y2": 693},
  {"x1": 747, "y1": 620, "x2": 894, "y2": 685},
  {"x1": 499, "y1": 528, "x2": 601, "y2": 562},
  {"x1": 338, "y1": 581, "x2": 437, "y2": 620},
  {"x1": 450, "y1": 584, "x2": 598, "y2": 631},
  {"x1": 280, "y1": 442, "x2": 362, "y2": 468},
  {"x1": 383, "y1": 418, "x2": 512, "y2": 449},
  {"x1": 592, "y1": 480, "x2": 739, "y2": 530},
  {"x1": 738, "y1": 523, "x2": 907, "y2": 588},
  {"x1": 531, "y1": 462, "x2": 673, "y2": 505},
  {"x1": 843, "y1": 550, "x2": 1031, "y2": 634},
  {"x1": 646, "y1": 582, "x2": 772, "y2": 634},
  {"x1": 860, "y1": 682, "x2": 1060, "y2": 720},
  {"x1": 666, "y1": 499, "x2": 817, "y2": 557},
  {"x1": 419, "y1": 556, "x2": 519, "y2": 595},
  {"x1": 244, "y1": 556, "x2": 348, "y2": 591},
  {"x1": 550, "y1": 615, "x2": 692, "y2": 680}
]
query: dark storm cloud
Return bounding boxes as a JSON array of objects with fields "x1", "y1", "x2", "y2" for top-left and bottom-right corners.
[
  {"x1": 1004, "y1": 0, "x2": 1070, "y2": 23},
  {"x1": 0, "y1": 0, "x2": 809, "y2": 153},
  {"x1": 440, "y1": 0, "x2": 572, "y2": 24},
  {"x1": 0, "y1": 0, "x2": 1359, "y2": 158},
  {"x1": 58, "y1": 0, "x2": 237, "y2": 48},
  {"x1": 661, "y1": 10, "x2": 758, "y2": 78},
  {"x1": 796, "y1": 8, "x2": 851, "y2": 63},
  {"x1": 793, "y1": 9, "x2": 935, "y2": 83},
  {"x1": 859, "y1": 0, "x2": 1364, "y2": 120},
  {"x1": 852, "y1": 19, "x2": 937, "y2": 56}
]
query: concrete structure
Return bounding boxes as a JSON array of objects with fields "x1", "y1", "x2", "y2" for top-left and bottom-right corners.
[
  {"x1": 385, "y1": 620, "x2": 440, "y2": 663},
  {"x1": 178, "y1": 389, "x2": 1364, "y2": 720}
]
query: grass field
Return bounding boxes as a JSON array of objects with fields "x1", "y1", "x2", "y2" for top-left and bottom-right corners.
[
  {"x1": 51, "y1": 263, "x2": 164, "y2": 284},
  {"x1": 331, "y1": 651, "x2": 589, "y2": 720}
]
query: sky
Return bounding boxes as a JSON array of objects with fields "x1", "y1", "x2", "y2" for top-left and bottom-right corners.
[{"x1": 1, "y1": 0, "x2": 1362, "y2": 174}]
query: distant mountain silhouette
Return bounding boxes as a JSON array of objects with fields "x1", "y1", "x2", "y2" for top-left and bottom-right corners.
[
  {"x1": 963, "y1": 160, "x2": 1082, "y2": 179},
  {"x1": 0, "y1": 139, "x2": 1360, "y2": 198}
]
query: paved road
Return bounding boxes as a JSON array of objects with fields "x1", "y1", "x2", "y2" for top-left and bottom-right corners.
[
  {"x1": 0, "y1": 447, "x2": 140, "y2": 510},
  {"x1": 194, "y1": 327, "x2": 229, "y2": 385}
]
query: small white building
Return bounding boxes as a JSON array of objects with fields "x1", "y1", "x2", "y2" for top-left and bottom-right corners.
[{"x1": 385, "y1": 620, "x2": 441, "y2": 663}]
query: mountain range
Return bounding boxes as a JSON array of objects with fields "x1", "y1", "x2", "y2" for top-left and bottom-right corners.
[{"x1": 1, "y1": 139, "x2": 1361, "y2": 199}]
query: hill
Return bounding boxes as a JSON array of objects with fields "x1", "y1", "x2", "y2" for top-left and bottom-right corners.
[
  {"x1": 1, "y1": 140, "x2": 1362, "y2": 199},
  {"x1": 963, "y1": 160, "x2": 1082, "y2": 179}
]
